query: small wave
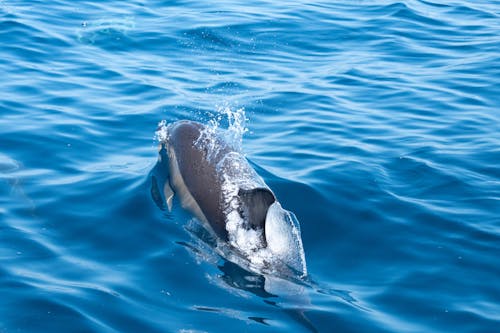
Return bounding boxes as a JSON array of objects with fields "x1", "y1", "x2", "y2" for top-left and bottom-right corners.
[
  {"x1": 76, "y1": 16, "x2": 136, "y2": 47},
  {"x1": 181, "y1": 27, "x2": 231, "y2": 47}
]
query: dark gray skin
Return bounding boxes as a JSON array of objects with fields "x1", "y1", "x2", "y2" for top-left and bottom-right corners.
[{"x1": 159, "y1": 121, "x2": 276, "y2": 241}]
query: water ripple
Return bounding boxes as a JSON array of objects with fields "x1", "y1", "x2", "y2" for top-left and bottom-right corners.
[{"x1": 1, "y1": 0, "x2": 499, "y2": 332}]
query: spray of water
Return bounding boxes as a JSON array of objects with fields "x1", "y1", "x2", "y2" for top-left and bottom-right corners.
[
  {"x1": 220, "y1": 105, "x2": 248, "y2": 152},
  {"x1": 155, "y1": 119, "x2": 168, "y2": 143},
  {"x1": 205, "y1": 105, "x2": 248, "y2": 151}
]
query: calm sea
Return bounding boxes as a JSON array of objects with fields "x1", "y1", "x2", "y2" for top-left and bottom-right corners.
[{"x1": 1, "y1": 0, "x2": 499, "y2": 332}]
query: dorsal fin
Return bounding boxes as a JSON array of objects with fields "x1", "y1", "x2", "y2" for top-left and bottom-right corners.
[{"x1": 238, "y1": 188, "x2": 276, "y2": 230}]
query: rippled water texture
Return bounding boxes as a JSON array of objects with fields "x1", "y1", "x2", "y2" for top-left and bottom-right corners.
[{"x1": 1, "y1": 1, "x2": 499, "y2": 332}]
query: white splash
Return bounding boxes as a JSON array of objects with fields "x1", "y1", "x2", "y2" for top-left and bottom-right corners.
[
  {"x1": 221, "y1": 105, "x2": 248, "y2": 152},
  {"x1": 194, "y1": 105, "x2": 248, "y2": 161},
  {"x1": 155, "y1": 119, "x2": 168, "y2": 143},
  {"x1": 208, "y1": 105, "x2": 248, "y2": 151}
]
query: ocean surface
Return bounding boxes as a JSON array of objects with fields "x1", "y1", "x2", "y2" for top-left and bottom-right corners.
[{"x1": 1, "y1": 0, "x2": 499, "y2": 332}]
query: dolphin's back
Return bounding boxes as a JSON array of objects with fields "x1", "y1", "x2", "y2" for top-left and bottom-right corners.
[{"x1": 169, "y1": 121, "x2": 229, "y2": 239}]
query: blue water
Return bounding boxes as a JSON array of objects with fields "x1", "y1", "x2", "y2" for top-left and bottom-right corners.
[{"x1": 1, "y1": 0, "x2": 499, "y2": 332}]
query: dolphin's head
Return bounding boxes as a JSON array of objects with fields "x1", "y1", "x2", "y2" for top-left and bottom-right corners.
[{"x1": 265, "y1": 202, "x2": 307, "y2": 277}]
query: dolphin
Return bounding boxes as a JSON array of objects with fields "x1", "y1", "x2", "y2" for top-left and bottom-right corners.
[{"x1": 152, "y1": 120, "x2": 307, "y2": 277}]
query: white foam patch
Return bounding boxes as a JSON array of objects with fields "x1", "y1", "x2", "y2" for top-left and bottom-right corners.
[
  {"x1": 219, "y1": 168, "x2": 265, "y2": 257},
  {"x1": 226, "y1": 210, "x2": 262, "y2": 253}
]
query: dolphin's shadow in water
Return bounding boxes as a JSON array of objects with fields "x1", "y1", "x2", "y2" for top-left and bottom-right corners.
[
  {"x1": 218, "y1": 260, "x2": 276, "y2": 299},
  {"x1": 217, "y1": 259, "x2": 322, "y2": 333}
]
